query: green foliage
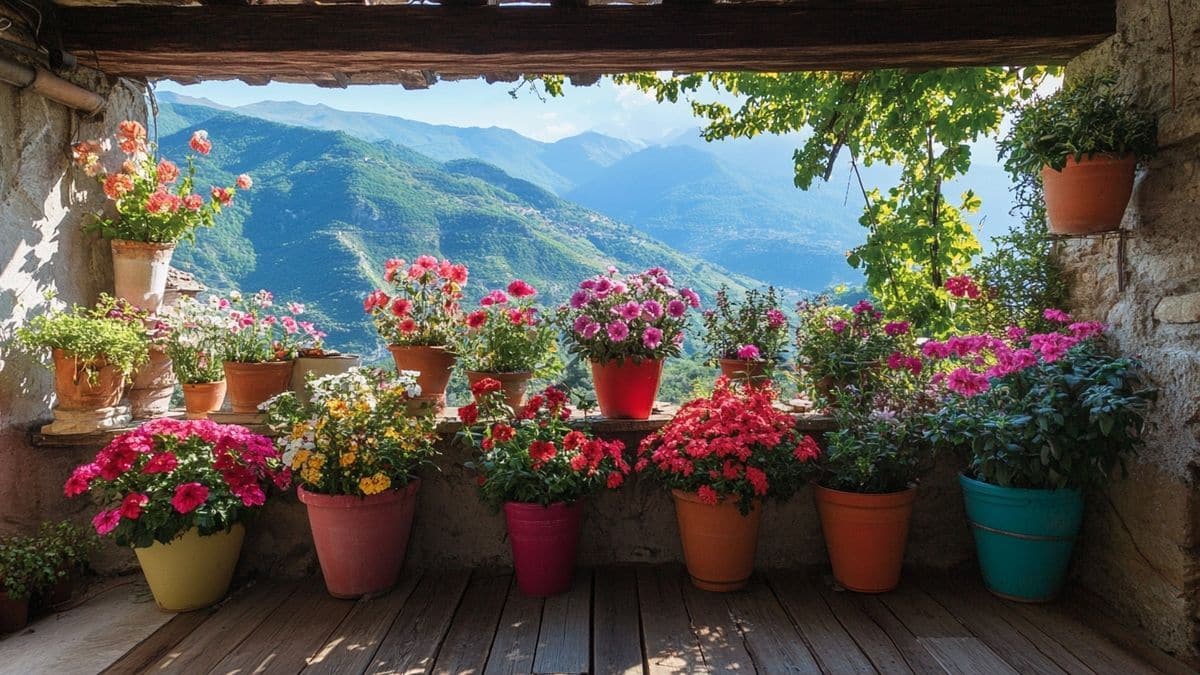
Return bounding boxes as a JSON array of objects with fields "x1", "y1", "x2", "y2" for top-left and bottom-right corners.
[
  {"x1": 456, "y1": 287, "x2": 562, "y2": 376},
  {"x1": 16, "y1": 296, "x2": 149, "y2": 379},
  {"x1": 0, "y1": 536, "x2": 46, "y2": 600},
  {"x1": 794, "y1": 296, "x2": 910, "y2": 403},
  {"x1": 612, "y1": 68, "x2": 1055, "y2": 334},
  {"x1": 926, "y1": 341, "x2": 1155, "y2": 491},
  {"x1": 33, "y1": 521, "x2": 99, "y2": 585},
  {"x1": 700, "y1": 286, "x2": 789, "y2": 364},
  {"x1": 1000, "y1": 73, "x2": 1158, "y2": 175}
]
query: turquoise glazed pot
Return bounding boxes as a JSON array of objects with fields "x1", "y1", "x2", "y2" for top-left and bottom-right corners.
[{"x1": 959, "y1": 473, "x2": 1084, "y2": 602}]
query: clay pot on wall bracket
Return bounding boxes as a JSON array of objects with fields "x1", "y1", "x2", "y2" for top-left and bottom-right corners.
[
  {"x1": 111, "y1": 239, "x2": 175, "y2": 313},
  {"x1": 126, "y1": 346, "x2": 176, "y2": 419},
  {"x1": 52, "y1": 348, "x2": 125, "y2": 411},
  {"x1": 387, "y1": 345, "x2": 455, "y2": 409},
  {"x1": 182, "y1": 381, "x2": 227, "y2": 419},
  {"x1": 223, "y1": 360, "x2": 294, "y2": 413},
  {"x1": 133, "y1": 525, "x2": 245, "y2": 612},
  {"x1": 814, "y1": 485, "x2": 917, "y2": 593},
  {"x1": 590, "y1": 357, "x2": 663, "y2": 420},
  {"x1": 1042, "y1": 154, "x2": 1136, "y2": 235},
  {"x1": 718, "y1": 359, "x2": 771, "y2": 386},
  {"x1": 504, "y1": 500, "x2": 583, "y2": 597},
  {"x1": 298, "y1": 480, "x2": 421, "y2": 599},
  {"x1": 292, "y1": 354, "x2": 362, "y2": 406},
  {"x1": 671, "y1": 489, "x2": 762, "y2": 592},
  {"x1": 467, "y1": 370, "x2": 533, "y2": 411}
]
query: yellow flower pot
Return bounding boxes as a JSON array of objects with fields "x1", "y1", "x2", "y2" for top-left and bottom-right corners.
[{"x1": 133, "y1": 524, "x2": 245, "y2": 612}]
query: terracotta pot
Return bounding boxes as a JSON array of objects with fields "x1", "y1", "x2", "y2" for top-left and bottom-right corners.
[
  {"x1": 0, "y1": 591, "x2": 29, "y2": 633},
  {"x1": 590, "y1": 358, "x2": 663, "y2": 420},
  {"x1": 718, "y1": 358, "x2": 770, "y2": 386},
  {"x1": 671, "y1": 489, "x2": 761, "y2": 592},
  {"x1": 127, "y1": 346, "x2": 176, "y2": 419},
  {"x1": 183, "y1": 380, "x2": 227, "y2": 419},
  {"x1": 814, "y1": 485, "x2": 917, "y2": 593},
  {"x1": 467, "y1": 370, "x2": 533, "y2": 410},
  {"x1": 387, "y1": 345, "x2": 455, "y2": 408},
  {"x1": 298, "y1": 480, "x2": 421, "y2": 599},
  {"x1": 46, "y1": 575, "x2": 75, "y2": 606},
  {"x1": 1042, "y1": 154, "x2": 1136, "y2": 235},
  {"x1": 292, "y1": 354, "x2": 361, "y2": 406},
  {"x1": 111, "y1": 239, "x2": 175, "y2": 313},
  {"x1": 133, "y1": 525, "x2": 244, "y2": 612},
  {"x1": 223, "y1": 360, "x2": 294, "y2": 413},
  {"x1": 504, "y1": 500, "x2": 582, "y2": 597},
  {"x1": 51, "y1": 349, "x2": 124, "y2": 411}
]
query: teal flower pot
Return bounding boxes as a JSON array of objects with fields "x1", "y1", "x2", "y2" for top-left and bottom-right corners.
[{"x1": 959, "y1": 473, "x2": 1084, "y2": 602}]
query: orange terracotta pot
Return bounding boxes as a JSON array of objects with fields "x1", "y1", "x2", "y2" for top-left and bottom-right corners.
[
  {"x1": 671, "y1": 489, "x2": 761, "y2": 592},
  {"x1": 814, "y1": 485, "x2": 917, "y2": 593},
  {"x1": 182, "y1": 380, "x2": 227, "y2": 419},
  {"x1": 127, "y1": 346, "x2": 176, "y2": 419},
  {"x1": 467, "y1": 370, "x2": 532, "y2": 410},
  {"x1": 51, "y1": 349, "x2": 125, "y2": 411},
  {"x1": 223, "y1": 361, "x2": 294, "y2": 413},
  {"x1": 718, "y1": 359, "x2": 770, "y2": 386},
  {"x1": 388, "y1": 345, "x2": 455, "y2": 408},
  {"x1": 1042, "y1": 154, "x2": 1136, "y2": 235}
]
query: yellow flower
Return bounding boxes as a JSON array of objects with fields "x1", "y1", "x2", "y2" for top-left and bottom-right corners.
[
  {"x1": 340, "y1": 452, "x2": 357, "y2": 468},
  {"x1": 291, "y1": 449, "x2": 312, "y2": 470},
  {"x1": 301, "y1": 465, "x2": 323, "y2": 484},
  {"x1": 358, "y1": 472, "x2": 392, "y2": 496}
]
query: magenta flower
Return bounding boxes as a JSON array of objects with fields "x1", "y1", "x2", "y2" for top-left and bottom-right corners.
[
  {"x1": 573, "y1": 315, "x2": 595, "y2": 336},
  {"x1": 666, "y1": 299, "x2": 687, "y2": 318},
  {"x1": 851, "y1": 300, "x2": 875, "y2": 315},
  {"x1": 829, "y1": 319, "x2": 848, "y2": 334},
  {"x1": 766, "y1": 308, "x2": 786, "y2": 328},
  {"x1": 507, "y1": 279, "x2": 537, "y2": 298},
  {"x1": 736, "y1": 344, "x2": 761, "y2": 360},
  {"x1": 643, "y1": 327, "x2": 664, "y2": 349},
  {"x1": 884, "y1": 321, "x2": 910, "y2": 336},
  {"x1": 171, "y1": 482, "x2": 210, "y2": 514},
  {"x1": 92, "y1": 509, "x2": 121, "y2": 535},
  {"x1": 606, "y1": 320, "x2": 630, "y2": 342},
  {"x1": 680, "y1": 288, "x2": 701, "y2": 308},
  {"x1": 569, "y1": 290, "x2": 592, "y2": 309},
  {"x1": 617, "y1": 301, "x2": 642, "y2": 321},
  {"x1": 641, "y1": 299, "x2": 663, "y2": 320},
  {"x1": 1043, "y1": 308, "x2": 1072, "y2": 323},
  {"x1": 946, "y1": 367, "x2": 990, "y2": 397}
]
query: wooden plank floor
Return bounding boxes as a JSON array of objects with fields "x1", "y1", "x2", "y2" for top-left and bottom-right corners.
[{"x1": 104, "y1": 566, "x2": 1195, "y2": 675}]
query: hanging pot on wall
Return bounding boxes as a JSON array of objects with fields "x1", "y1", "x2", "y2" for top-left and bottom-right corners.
[
  {"x1": 1042, "y1": 154, "x2": 1136, "y2": 235},
  {"x1": 111, "y1": 239, "x2": 175, "y2": 313}
]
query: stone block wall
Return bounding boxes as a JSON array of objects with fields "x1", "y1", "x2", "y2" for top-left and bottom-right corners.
[{"x1": 1065, "y1": 0, "x2": 1200, "y2": 658}]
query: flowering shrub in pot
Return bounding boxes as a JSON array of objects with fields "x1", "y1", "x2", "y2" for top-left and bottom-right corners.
[
  {"x1": 73, "y1": 122, "x2": 250, "y2": 312},
  {"x1": 17, "y1": 296, "x2": 149, "y2": 412},
  {"x1": 636, "y1": 379, "x2": 820, "y2": 591},
  {"x1": 456, "y1": 280, "x2": 561, "y2": 410},
  {"x1": 165, "y1": 296, "x2": 232, "y2": 418},
  {"x1": 218, "y1": 290, "x2": 320, "y2": 413},
  {"x1": 701, "y1": 286, "x2": 789, "y2": 385},
  {"x1": 921, "y1": 310, "x2": 1155, "y2": 601},
  {"x1": 63, "y1": 418, "x2": 289, "y2": 611},
  {"x1": 364, "y1": 255, "x2": 468, "y2": 407},
  {"x1": 559, "y1": 267, "x2": 699, "y2": 419},
  {"x1": 795, "y1": 296, "x2": 907, "y2": 407},
  {"x1": 0, "y1": 535, "x2": 44, "y2": 632},
  {"x1": 263, "y1": 368, "x2": 438, "y2": 598},
  {"x1": 458, "y1": 379, "x2": 629, "y2": 597},
  {"x1": 100, "y1": 299, "x2": 176, "y2": 420},
  {"x1": 1000, "y1": 74, "x2": 1156, "y2": 235}
]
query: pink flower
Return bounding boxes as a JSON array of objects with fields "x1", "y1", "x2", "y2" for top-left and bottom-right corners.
[
  {"x1": 145, "y1": 190, "x2": 181, "y2": 214},
  {"x1": 156, "y1": 160, "x2": 179, "y2": 184},
  {"x1": 641, "y1": 300, "x2": 663, "y2": 320},
  {"x1": 680, "y1": 288, "x2": 701, "y2": 308},
  {"x1": 467, "y1": 310, "x2": 488, "y2": 329},
  {"x1": 210, "y1": 186, "x2": 233, "y2": 206},
  {"x1": 666, "y1": 299, "x2": 687, "y2": 318},
  {"x1": 1005, "y1": 326, "x2": 1027, "y2": 342},
  {"x1": 142, "y1": 452, "x2": 178, "y2": 474},
  {"x1": 506, "y1": 279, "x2": 536, "y2": 298},
  {"x1": 766, "y1": 309, "x2": 786, "y2": 328},
  {"x1": 236, "y1": 174, "x2": 253, "y2": 189},
  {"x1": 119, "y1": 492, "x2": 149, "y2": 520},
  {"x1": 415, "y1": 254, "x2": 439, "y2": 270},
  {"x1": 64, "y1": 463, "x2": 100, "y2": 497},
  {"x1": 921, "y1": 340, "x2": 952, "y2": 359},
  {"x1": 884, "y1": 321, "x2": 910, "y2": 336},
  {"x1": 606, "y1": 320, "x2": 630, "y2": 342},
  {"x1": 182, "y1": 194, "x2": 204, "y2": 211},
  {"x1": 736, "y1": 344, "x2": 761, "y2": 360},
  {"x1": 189, "y1": 130, "x2": 212, "y2": 155},
  {"x1": 569, "y1": 290, "x2": 592, "y2": 309},
  {"x1": 1043, "y1": 308, "x2": 1073, "y2": 323},
  {"x1": 829, "y1": 320, "x2": 848, "y2": 334},
  {"x1": 886, "y1": 351, "x2": 907, "y2": 370},
  {"x1": 945, "y1": 275, "x2": 981, "y2": 299},
  {"x1": 1069, "y1": 321, "x2": 1106, "y2": 338},
  {"x1": 1030, "y1": 332, "x2": 1078, "y2": 362},
  {"x1": 617, "y1": 301, "x2": 642, "y2": 321},
  {"x1": 852, "y1": 300, "x2": 875, "y2": 315},
  {"x1": 946, "y1": 367, "x2": 990, "y2": 397},
  {"x1": 643, "y1": 327, "x2": 664, "y2": 350},
  {"x1": 696, "y1": 485, "x2": 719, "y2": 505},
  {"x1": 171, "y1": 482, "x2": 209, "y2": 514},
  {"x1": 363, "y1": 289, "x2": 390, "y2": 313},
  {"x1": 92, "y1": 509, "x2": 121, "y2": 536},
  {"x1": 390, "y1": 298, "x2": 413, "y2": 317},
  {"x1": 480, "y1": 290, "x2": 509, "y2": 306}
]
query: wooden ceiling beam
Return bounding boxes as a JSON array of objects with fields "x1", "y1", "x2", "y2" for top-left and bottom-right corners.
[{"x1": 56, "y1": 2, "x2": 1115, "y2": 80}]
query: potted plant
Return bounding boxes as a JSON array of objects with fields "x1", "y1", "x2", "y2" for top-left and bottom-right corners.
[
  {"x1": 291, "y1": 344, "x2": 359, "y2": 408},
  {"x1": 164, "y1": 295, "x2": 231, "y2": 418},
  {"x1": 364, "y1": 255, "x2": 468, "y2": 408},
  {"x1": 795, "y1": 296, "x2": 903, "y2": 407},
  {"x1": 0, "y1": 535, "x2": 40, "y2": 632},
  {"x1": 17, "y1": 296, "x2": 149, "y2": 414},
  {"x1": 636, "y1": 379, "x2": 821, "y2": 591},
  {"x1": 815, "y1": 358, "x2": 934, "y2": 593},
  {"x1": 263, "y1": 368, "x2": 439, "y2": 598},
  {"x1": 923, "y1": 311, "x2": 1154, "y2": 601},
  {"x1": 1000, "y1": 73, "x2": 1157, "y2": 235},
  {"x1": 99, "y1": 298, "x2": 176, "y2": 420},
  {"x1": 72, "y1": 122, "x2": 251, "y2": 312},
  {"x1": 33, "y1": 521, "x2": 98, "y2": 607},
  {"x1": 560, "y1": 267, "x2": 698, "y2": 420},
  {"x1": 457, "y1": 379, "x2": 629, "y2": 597},
  {"x1": 218, "y1": 290, "x2": 316, "y2": 413},
  {"x1": 456, "y1": 280, "x2": 561, "y2": 410},
  {"x1": 701, "y1": 286, "x2": 789, "y2": 385},
  {"x1": 63, "y1": 418, "x2": 289, "y2": 611}
]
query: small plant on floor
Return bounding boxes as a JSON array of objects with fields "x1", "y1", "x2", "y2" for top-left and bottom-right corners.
[
  {"x1": 16, "y1": 295, "x2": 150, "y2": 383},
  {"x1": 701, "y1": 286, "x2": 789, "y2": 372},
  {"x1": 0, "y1": 535, "x2": 42, "y2": 602},
  {"x1": 456, "y1": 280, "x2": 562, "y2": 376},
  {"x1": 33, "y1": 521, "x2": 99, "y2": 589}
]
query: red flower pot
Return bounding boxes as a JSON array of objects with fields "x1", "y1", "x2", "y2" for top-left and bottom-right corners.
[
  {"x1": 590, "y1": 357, "x2": 663, "y2": 420},
  {"x1": 0, "y1": 591, "x2": 29, "y2": 633},
  {"x1": 504, "y1": 500, "x2": 583, "y2": 597},
  {"x1": 815, "y1": 485, "x2": 917, "y2": 593},
  {"x1": 298, "y1": 480, "x2": 421, "y2": 599}
]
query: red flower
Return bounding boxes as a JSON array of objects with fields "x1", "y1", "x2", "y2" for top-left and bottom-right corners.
[
  {"x1": 458, "y1": 403, "x2": 479, "y2": 426},
  {"x1": 143, "y1": 452, "x2": 178, "y2": 474},
  {"x1": 119, "y1": 492, "x2": 149, "y2": 520},
  {"x1": 745, "y1": 466, "x2": 769, "y2": 495},
  {"x1": 507, "y1": 279, "x2": 537, "y2": 298},
  {"x1": 211, "y1": 186, "x2": 233, "y2": 206},
  {"x1": 64, "y1": 463, "x2": 99, "y2": 497},
  {"x1": 171, "y1": 482, "x2": 209, "y2": 514},
  {"x1": 794, "y1": 435, "x2": 821, "y2": 462},
  {"x1": 183, "y1": 194, "x2": 204, "y2": 211},
  {"x1": 696, "y1": 485, "x2": 719, "y2": 505},
  {"x1": 466, "y1": 310, "x2": 487, "y2": 329},
  {"x1": 92, "y1": 509, "x2": 121, "y2": 535},
  {"x1": 103, "y1": 173, "x2": 134, "y2": 200},
  {"x1": 470, "y1": 377, "x2": 503, "y2": 398},
  {"x1": 363, "y1": 289, "x2": 390, "y2": 313},
  {"x1": 529, "y1": 440, "x2": 558, "y2": 466},
  {"x1": 398, "y1": 318, "x2": 418, "y2": 334},
  {"x1": 606, "y1": 472, "x2": 624, "y2": 489},
  {"x1": 117, "y1": 120, "x2": 147, "y2": 154},
  {"x1": 563, "y1": 430, "x2": 587, "y2": 450},
  {"x1": 491, "y1": 424, "x2": 516, "y2": 443},
  {"x1": 189, "y1": 130, "x2": 212, "y2": 155},
  {"x1": 156, "y1": 160, "x2": 179, "y2": 184},
  {"x1": 383, "y1": 258, "x2": 406, "y2": 282}
]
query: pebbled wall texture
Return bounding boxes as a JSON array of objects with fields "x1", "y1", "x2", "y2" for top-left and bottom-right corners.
[{"x1": 1064, "y1": 0, "x2": 1200, "y2": 659}]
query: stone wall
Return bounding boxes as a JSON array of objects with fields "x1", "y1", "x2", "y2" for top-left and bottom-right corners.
[
  {"x1": 1065, "y1": 0, "x2": 1200, "y2": 658},
  {"x1": 0, "y1": 15, "x2": 147, "y2": 568}
]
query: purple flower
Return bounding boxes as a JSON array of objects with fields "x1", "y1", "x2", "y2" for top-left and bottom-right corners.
[
  {"x1": 606, "y1": 320, "x2": 630, "y2": 342},
  {"x1": 581, "y1": 322, "x2": 600, "y2": 339},
  {"x1": 829, "y1": 319, "x2": 848, "y2": 334},
  {"x1": 766, "y1": 309, "x2": 786, "y2": 328},
  {"x1": 643, "y1": 327, "x2": 663, "y2": 349},
  {"x1": 570, "y1": 290, "x2": 592, "y2": 309},
  {"x1": 666, "y1": 299, "x2": 687, "y2": 318},
  {"x1": 641, "y1": 299, "x2": 663, "y2": 320},
  {"x1": 852, "y1": 300, "x2": 875, "y2": 315},
  {"x1": 617, "y1": 301, "x2": 642, "y2": 321},
  {"x1": 736, "y1": 344, "x2": 761, "y2": 360}
]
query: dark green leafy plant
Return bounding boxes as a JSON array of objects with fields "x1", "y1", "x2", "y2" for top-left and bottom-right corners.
[
  {"x1": 16, "y1": 295, "x2": 150, "y2": 381},
  {"x1": 34, "y1": 521, "x2": 98, "y2": 585},
  {"x1": 0, "y1": 536, "x2": 44, "y2": 600},
  {"x1": 701, "y1": 286, "x2": 789, "y2": 365},
  {"x1": 1000, "y1": 73, "x2": 1157, "y2": 175}
]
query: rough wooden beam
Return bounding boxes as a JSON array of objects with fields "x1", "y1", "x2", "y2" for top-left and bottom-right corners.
[{"x1": 57, "y1": 2, "x2": 1114, "y2": 80}]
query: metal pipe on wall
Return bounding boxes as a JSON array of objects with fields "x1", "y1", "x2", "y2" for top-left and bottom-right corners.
[{"x1": 0, "y1": 55, "x2": 105, "y2": 114}]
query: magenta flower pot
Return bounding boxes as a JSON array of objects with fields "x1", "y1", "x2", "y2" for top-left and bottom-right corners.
[{"x1": 504, "y1": 500, "x2": 583, "y2": 597}]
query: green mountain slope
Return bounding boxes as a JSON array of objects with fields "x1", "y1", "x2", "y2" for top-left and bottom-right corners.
[{"x1": 158, "y1": 105, "x2": 759, "y2": 357}]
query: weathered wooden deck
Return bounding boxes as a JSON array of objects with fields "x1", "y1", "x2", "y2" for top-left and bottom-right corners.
[{"x1": 103, "y1": 566, "x2": 1193, "y2": 675}]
